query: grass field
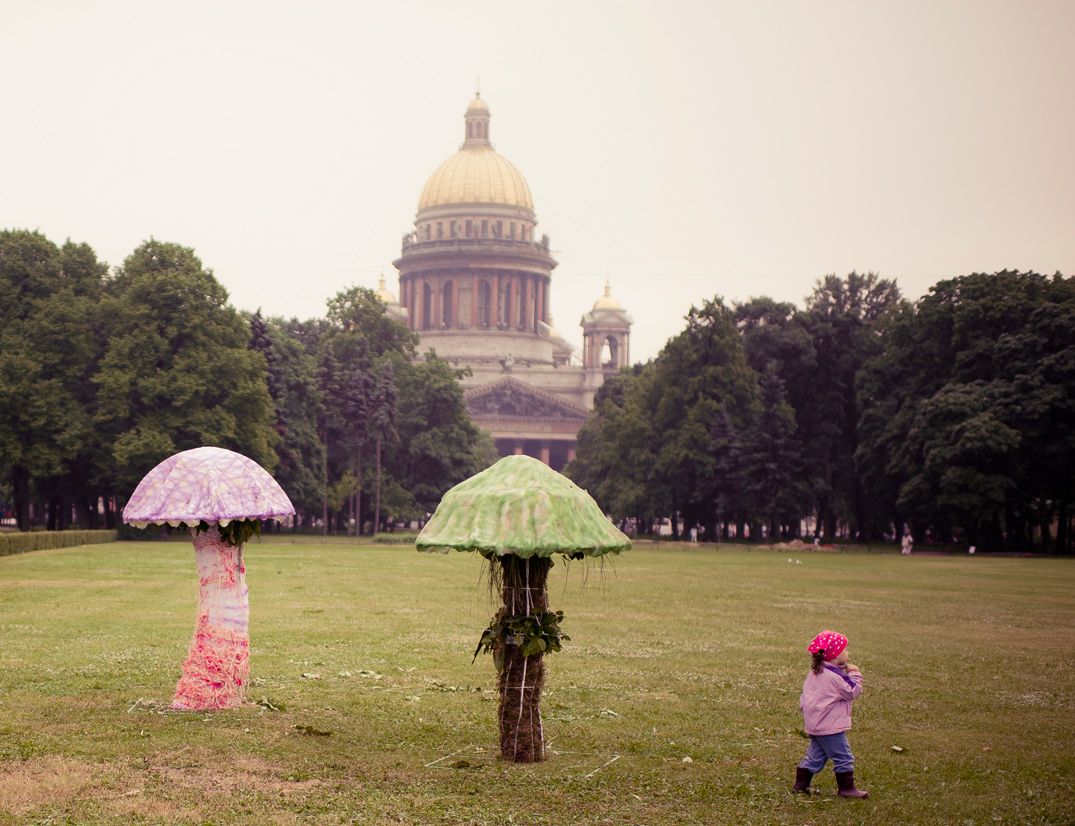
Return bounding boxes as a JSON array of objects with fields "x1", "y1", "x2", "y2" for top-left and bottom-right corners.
[{"x1": 1, "y1": 537, "x2": 1072, "y2": 825}]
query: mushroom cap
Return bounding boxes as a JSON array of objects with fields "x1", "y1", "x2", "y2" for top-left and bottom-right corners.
[
  {"x1": 416, "y1": 455, "x2": 631, "y2": 558},
  {"x1": 123, "y1": 446, "x2": 295, "y2": 528}
]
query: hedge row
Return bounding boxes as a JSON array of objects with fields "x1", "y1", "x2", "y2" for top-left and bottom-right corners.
[{"x1": 0, "y1": 529, "x2": 118, "y2": 557}]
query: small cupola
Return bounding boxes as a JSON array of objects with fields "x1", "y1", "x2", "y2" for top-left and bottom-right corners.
[{"x1": 463, "y1": 91, "x2": 491, "y2": 147}]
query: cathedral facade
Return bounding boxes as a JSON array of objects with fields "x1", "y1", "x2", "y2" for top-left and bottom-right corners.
[{"x1": 389, "y1": 94, "x2": 631, "y2": 471}]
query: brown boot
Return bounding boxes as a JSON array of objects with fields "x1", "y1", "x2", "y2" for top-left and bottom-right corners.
[
  {"x1": 835, "y1": 770, "x2": 868, "y2": 798},
  {"x1": 792, "y1": 766, "x2": 814, "y2": 793}
]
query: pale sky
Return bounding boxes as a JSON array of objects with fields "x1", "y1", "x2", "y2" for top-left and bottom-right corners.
[{"x1": 3, "y1": 1, "x2": 1073, "y2": 363}]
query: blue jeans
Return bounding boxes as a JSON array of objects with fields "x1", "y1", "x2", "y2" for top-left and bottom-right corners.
[{"x1": 799, "y1": 732, "x2": 854, "y2": 773}]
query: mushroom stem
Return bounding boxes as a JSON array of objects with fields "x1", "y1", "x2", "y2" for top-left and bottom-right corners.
[
  {"x1": 172, "y1": 525, "x2": 250, "y2": 710},
  {"x1": 495, "y1": 555, "x2": 550, "y2": 762}
]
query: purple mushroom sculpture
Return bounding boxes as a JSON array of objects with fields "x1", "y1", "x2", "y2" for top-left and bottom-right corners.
[{"x1": 123, "y1": 446, "x2": 294, "y2": 710}]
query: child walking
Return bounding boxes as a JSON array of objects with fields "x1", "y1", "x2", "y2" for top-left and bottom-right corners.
[{"x1": 792, "y1": 630, "x2": 869, "y2": 798}]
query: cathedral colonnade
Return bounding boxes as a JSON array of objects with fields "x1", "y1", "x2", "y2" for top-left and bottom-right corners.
[{"x1": 400, "y1": 266, "x2": 550, "y2": 334}]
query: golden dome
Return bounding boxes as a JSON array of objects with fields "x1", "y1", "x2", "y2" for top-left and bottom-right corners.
[
  {"x1": 376, "y1": 276, "x2": 398, "y2": 305},
  {"x1": 466, "y1": 93, "x2": 489, "y2": 113},
  {"x1": 593, "y1": 282, "x2": 623, "y2": 310},
  {"x1": 418, "y1": 148, "x2": 533, "y2": 211},
  {"x1": 416, "y1": 94, "x2": 534, "y2": 212}
]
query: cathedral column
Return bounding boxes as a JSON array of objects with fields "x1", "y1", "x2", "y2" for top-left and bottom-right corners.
[
  {"x1": 567, "y1": 446, "x2": 576, "y2": 463},
  {"x1": 539, "y1": 442, "x2": 551, "y2": 466},
  {"x1": 432, "y1": 277, "x2": 440, "y2": 329},
  {"x1": 471, "y1": 274, "x2": 478, "y2": 327},
  {"x1": 452, "y1": 279, "x2": 459, "y2": 328},
  {"x1": 492, "y1": 274, "x2": 500, "y2": 326},
  {"x1": 517, "y1": 274, "x2": 526, "y2": 331},
  {"x1": 513, "y1": 441, "x2": 525, "y2": 455},
  {"x1": 536, "y1": 277, "x2": 544, "y2": 329},
  {"x1": 524, "y1": 275, "x2": 533, "y2": 331},
  {"x1": 506, "y1": 279, "x2": 515, "y2": 328}
]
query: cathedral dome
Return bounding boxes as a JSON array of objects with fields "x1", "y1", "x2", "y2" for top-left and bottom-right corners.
[
  {"x1": 418, "y1": 150, "x2": 533, "y2": 210},
  {"x1": 417, "y1": 93, "x2": 534, "y2": 212},
  {"x1": 375, "y1": 276, "x2": 398, "y2": 305},
  {"x1": 593, "y1": 282, "x2": 623, "y2": 310},
  {"x1": 466, "y1": 94, "x2": 489, "y2": 113}
]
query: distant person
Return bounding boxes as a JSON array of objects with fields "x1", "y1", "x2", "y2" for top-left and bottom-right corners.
[
  {"x1": 901, "y1": 528, "x2": 913, "y2": 555},
  {"x1": 689, "y1": 526, "x2": 697, "y2": 543},
  {"x1": 792, "y1": 631, "x2": 869, "y2": 798}
]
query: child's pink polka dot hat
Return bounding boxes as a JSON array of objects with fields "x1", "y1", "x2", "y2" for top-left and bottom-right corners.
[{"x1": 809, "y1": 630, "x2": 848, "y2": 661}]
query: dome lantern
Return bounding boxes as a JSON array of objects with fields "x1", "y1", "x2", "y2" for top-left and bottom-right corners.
[{"x1": 463, "y1": 91, "x2": 491, "y2": 148}]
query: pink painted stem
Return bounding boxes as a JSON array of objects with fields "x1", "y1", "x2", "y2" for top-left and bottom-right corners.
[{"x1": 172, "y1": 526, "x2": 250, "y2": 709}]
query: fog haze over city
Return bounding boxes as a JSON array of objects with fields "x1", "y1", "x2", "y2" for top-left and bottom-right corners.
[{"x1": 3, "y1": 1, "x2": 1073, "y2": 362}]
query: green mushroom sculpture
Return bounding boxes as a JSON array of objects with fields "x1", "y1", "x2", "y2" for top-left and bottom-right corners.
[{"x1": 416, "y1": 455, "x2": 631, "y2": 762}]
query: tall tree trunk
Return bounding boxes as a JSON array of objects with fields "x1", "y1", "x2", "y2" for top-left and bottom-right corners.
[
  {"x1": 1039, "y1": 510, "x2": 1054, "y2": 554},
  {"x1": 14, "y1": 466, "x2": 31, "y2": 530},
  {"x1": 494, "y1": 555, "x2": 551, "y2": 763},
  {"x1": 1054, "y1": 500, "x2": 1068, "y2": 555},
  {"x1": 46, "y1": 496, "x2": 58, "y2": 531},
  {"x1": 374, "y1": 435, "x2": 383, "y2": 536},
  {"x1": 172, "y1": 526, "x2": 250, "y2": 710},
  {"x1": 74, "y1": 498, "x2": 92, "y2": 529},
  {"x1": 321, "y1": 431, "x2": 329, "y2": 537},
  {"x1": 354, "y1": 445, "x2": 363, "y2": 536}
]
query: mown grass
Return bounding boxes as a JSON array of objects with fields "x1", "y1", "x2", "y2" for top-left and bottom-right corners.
[{"x1": 1, "y1": 539, "x2": 1072, "y2": 825}]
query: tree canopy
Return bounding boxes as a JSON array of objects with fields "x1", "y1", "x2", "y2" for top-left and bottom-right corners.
[
  {"x1": 1, "y1": 232, "x2": 496, "y2": 535},
  {"x1": 3, "y1": 227, "x2": 1073, "y2": 553}
]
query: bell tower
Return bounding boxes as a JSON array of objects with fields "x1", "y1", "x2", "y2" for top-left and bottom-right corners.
[{"x1": 581, "y1": 281, "x2": 632, "y2": 378}]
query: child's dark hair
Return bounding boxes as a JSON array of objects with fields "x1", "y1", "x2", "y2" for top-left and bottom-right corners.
[{"x1": 811, "y1": 651, "x2": 826, "y2": 674}]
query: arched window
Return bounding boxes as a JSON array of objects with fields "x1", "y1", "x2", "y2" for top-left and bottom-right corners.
[
  {"x1": 600, "y1": 336, "x2": 619, "y2": 368},
  {"x1": 477, "y1": 280, "x2": 491, "y2": 328},
  {"x1": 442, "y1": 281, "x2": 453, "y2": 328},
  {"x1": 422, "y1": 282, "x2": 433, "y2": 330},
  {"x1": 467, "y1": 122, "x2": 473, "y2": 139}
]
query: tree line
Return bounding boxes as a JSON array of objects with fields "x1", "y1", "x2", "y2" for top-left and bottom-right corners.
[
  {"x1": 0, "y1": 230, "x2": 496, "y2": 533},
  {"x1": 5, "y1": 228, "x2": 1073, "y2": 552},
  {"x1": 566, "y1": 270, "x2": 1075, "y2": 553}
]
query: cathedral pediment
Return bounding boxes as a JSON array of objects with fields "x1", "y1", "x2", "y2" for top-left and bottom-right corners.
[{"x1": 465, "y1": 377, "x2": 590, "y2": 423}]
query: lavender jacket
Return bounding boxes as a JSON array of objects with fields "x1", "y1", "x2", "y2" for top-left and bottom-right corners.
[{"x1": 799, "y1": 665, "x2": 863, "y2": 736}]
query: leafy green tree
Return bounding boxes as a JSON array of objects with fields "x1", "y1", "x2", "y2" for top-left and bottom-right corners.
[
  {"x1": 799, "y1": 272, "x2": 901, "y2": 540},
  {"x1": 992, "y1": 300, "x2": 1075, "y2": 552},
  {"x1": 0, "y1": 231, "x2": 107, "y2": 529},
  {"x1": 650, "y1": 298, "x2": 757, "y2": 537},
  {"x1": 741, "y1": 364, "x2": 809, "y2": 541},
  {"x1": 370, "y1": 360, "x2": 398, "y2": 534},
  {"x1": 897, "y1": 381, "x2": 1020, "y2": 547},
  {"x1": 94, "y1": 240, "x2": 277, "y2": 498},
  {"x1": 249, "y1": 314, "x2": 327, "y2": 529},
  {"x1": 857, "y1": 271, "x2": 1075, "y2": 552},
  {"x1": 317, "y1": 287, "x2": 417, "y2": 533},
  {"x1": 567, "y1": 364, "x2": 663, "y2": 531},
  {"x1": 386, "y1": 351, "x2": 497, "y2": 518},
  {"x1": 693, "y1": 406, "x2": 744, "y2": 541},
  {"x1": 734, "y1": 297, "x2": 816, "y2": 416}
]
